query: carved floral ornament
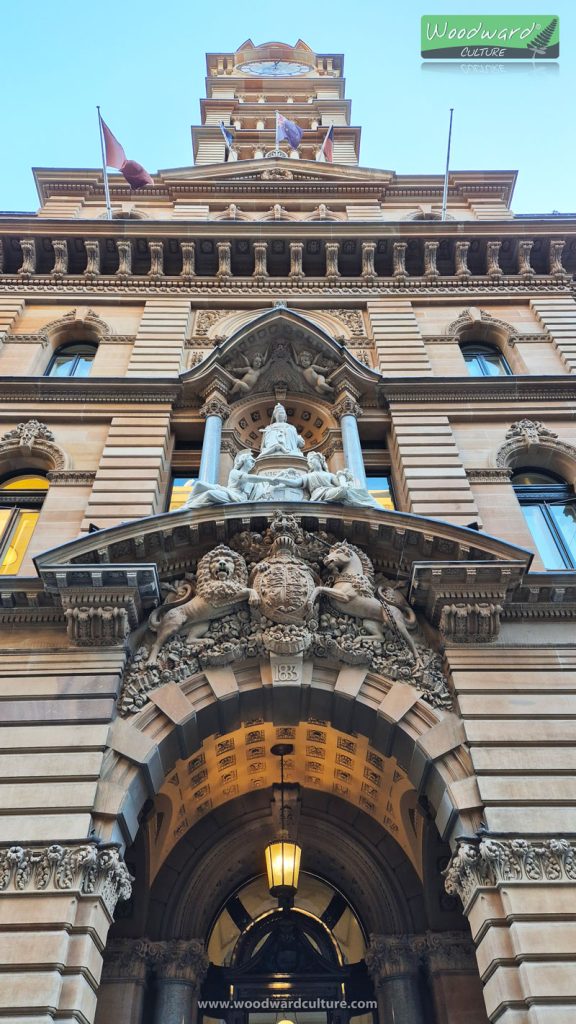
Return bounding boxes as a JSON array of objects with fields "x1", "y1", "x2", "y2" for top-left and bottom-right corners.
[
  {"x1": 443, "y1": 306, "x2": 519, "y2": 346},
  {"x1": 0, "y1": 842, "x2": 132, "y2": 913},
  {"x1": 102, "y1": 938, "x2": 209, "y2": 984},
  {"x1": 365, "y1": 931, "x2": 476, "y2": 980},
  {"x1": 8, "y1": 308, "x2": 115, "y2": 347},
  {"x1": 0, "y1": 419, "x2": 70, "y2": 472},
  {"x1": 444, "y1": 836, "x2": 576, "y2": 911},
  {"x1": 495, "y1": 419, "x2": 576, "y2": 471}
]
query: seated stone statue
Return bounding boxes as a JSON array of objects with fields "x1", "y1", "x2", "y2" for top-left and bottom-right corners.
[
  {"x1": 183, "y1": 450, "x2": 282, "y2": 508},
  {"x1": 304, "y1": 453, "x2": 379, "y2": 507},
  {"x1": 259, "y1": 403, "x2": 305, "y2": 457}
]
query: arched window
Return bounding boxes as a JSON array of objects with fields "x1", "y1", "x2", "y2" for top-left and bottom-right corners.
[
  {"x1": 461, "y1": 341, "x2": 511, "y2": 377},
  {"x1": 0, "y1": 473, "x2": 49, "y2": 574},
  {"x1": 45, "y1": 342, "x2": 97, "y2": 378},
  {"x1": 512, "y1": 467, "x2": 576, "y2": 569}
]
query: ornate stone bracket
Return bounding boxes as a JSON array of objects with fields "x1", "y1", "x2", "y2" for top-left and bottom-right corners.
[
  {"x1": 39, "y1": 564, "x2": 160, "y2": 647},
  {"x1": 0, "y1": 842, "x2": 132, "y2": 914},
  {"x1": 444, "y1": 835, "x2": 576, "y2": 912},
  {"x1": 410, "y1": 561, "x2": 526, "y2": 643}
]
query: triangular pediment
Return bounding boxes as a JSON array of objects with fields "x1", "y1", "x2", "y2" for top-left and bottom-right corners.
[{"x1": 157, "y1": 158, "x2": 394, "y2": 187}]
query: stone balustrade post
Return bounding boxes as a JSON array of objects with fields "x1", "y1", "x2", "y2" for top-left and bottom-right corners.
[
  {"x1": 366, "y1": 935, "x2": 426, "y2": 1024},
  {"x1": 289, "y1": 241, "x2": 303, "y2": 277},
  {"x1": 116, "y1": 240, "x2": 132, "y2": 276},
  {"x1": 150, "y1": 939, "x2": 208, "y2": 1024},
  {"x1": 52, "y1": 239, "x2": 69, "y2": 275},
  {"x1": 325, "y1": 241, "x2": 340, "y2": 277},
  {"x1": 217, "y1": 241, "x2": 232, "y2": 277},
  {"x1": 333, "y1": 387, "x2": 367, "y2": 488},
  {"x1": 486, "y1": 240, "x2": 502, "y2": 276},
  {"x1": 84, "y1": 240, "x2": 101, "y2": 275},
  {"x1": 253, "y1": 241, "x2": 269, "y2": 276},
  {"x1": 423, "y1": 240, "x2": 439, "y2": 277},
  {"x1": 148, "y1": 240, "x2": 164, "y2": 276},
  {"x1": 180, "y1": 241, "x2": 196, "y2": 276},
  {"x1": 392, "y1": 241, "x2": 407, "y2": 277},
  {"x1": 198, "y1": 390, "x2": 230, "y2": 484}
]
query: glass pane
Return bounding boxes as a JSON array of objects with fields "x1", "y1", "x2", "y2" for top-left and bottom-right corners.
[
  {"x1": 48, "y1": 355, "x2": 76, "y2": 377},
  {"x1": 72, "y1": 356, "x2": 94, "y2": 377},
  {"x1": 0, "y1": 509, "x2": 12, "y2": 537},
  {"x1": 366, "y1": 476, "x2": 394, "y2": 510},
  {"x1": 463, "y1": 353, "x2": 484, "y2": 376},
  {"x1": 169, "y1": 476, "x2": 196, "y2": 511},
  {"x1": 521, "y1": 505, "x2": 567, "y2": 569},
  {"x1": 480, "y1": 352, "x2": 508, "y2": 376},
  {"x1": 549, "y1": 503, "x2": 576, "y2": 567},
  {"x1": 0, "y1": 475, "x2": 48, "y2": 491},
  {"x1": 0, "y1": 510, "x2": 39, "y2": 575},
  {"x1": 512, "y1": 470, "x2": 565, "y2": 486}
]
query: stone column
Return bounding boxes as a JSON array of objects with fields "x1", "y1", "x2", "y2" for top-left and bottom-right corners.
[
  {"x1": 198, "y1": 391, "x2": 230, "y2": 484},
  {"x1": 95, "y1": 939, "x2": 149, "y2": 1024},
  {"x1": 151, "y1": 939, "x2": 208, "y2": 1024},
  {"x1": 424, "y1": 931, "x2": 483, "y2": 1024},
  {"x1": 366, "y1": 935, "x2": 426, "y2": 1024},
  {"x1": 334, "y1": 389, "x2": 367, "y2": 488}
]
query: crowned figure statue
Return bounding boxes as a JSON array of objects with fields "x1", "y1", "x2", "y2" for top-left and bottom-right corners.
[{"x1": 259, "y1": 403, "x2": 305, "y2": 457}]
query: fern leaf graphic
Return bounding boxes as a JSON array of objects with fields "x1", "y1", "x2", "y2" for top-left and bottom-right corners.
[{"x1": 527, "y1": 17, "x2": 558, "y2": 56}]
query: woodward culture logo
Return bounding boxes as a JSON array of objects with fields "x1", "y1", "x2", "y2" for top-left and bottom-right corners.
[{"x1": 421, "y1": 15, "x2": 559, "y2": 59}]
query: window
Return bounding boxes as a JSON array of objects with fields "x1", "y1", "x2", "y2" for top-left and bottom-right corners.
[
  {"x1": 461, "y1": 342, "x2": 511, "y2": 377},
  {"x1": 366, "y1": 474, "x2": 395, "y2": 511},
  {"x1": 169, "y1": 475, "x2": 197, "y2": 511},
  {"x1": 0, "y1": 473, "x2": 49, "y2": 574},
  {"x1": 513, "y1": 468, "x2": 576, "y2": 569},
  {"x1": 46, "y1": 342, "x2": 97, "y2": 378}
]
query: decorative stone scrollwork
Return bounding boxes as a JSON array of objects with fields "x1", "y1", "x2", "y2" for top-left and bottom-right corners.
[
  {"x1": 289, "y1": 241, "x2": 304, "y2": 277},
  {"x1": 495, "y1": 418, "x2": 576, "y2": 470},
  {"x1": 195, "y1": 310, "x2": 229, "y2": 336},
  {"x1": 486, "y1": 241, "x2": 502, "y2": 276},
  {"x1": 116, "y1": 240, "x2": 132, "y2": 276},
  {"x1": 200, "y1": 396, "x2": 230, "y2": 420},
  {"x1": 454, "y1": 241, "x2": 471, "y2": 276},
  {"x1": 361, "y1": 242, "x2": 376, "y2": 278},
  {"x1": 147, "y1": 939, "x2": 209, "y2": 985},
  {"x1": 518, "y1": 239, "x2": 534, "y2": 274},
  {"x1": 253, "y1": 241, "x2": 269, "y2": 277},
  {"x1": 0, "y1": 419, "x2": 69, "y2": 472},
  {"x1": 367, "y1": 932, "x2": 477, "y2": 979},
  {"x1": 84, "y1": 240, "x2": 101, "y2": 275},
  {"x1": 217, "y1": 241, "x2": 232, "y2": 277},
  {"x1": 325, "y1": 242, "x2": 340, "y2": 277},
  {"x1": 549, "y1": 239, "x2": 566, "y2": 276},
  {"x1": 18, "y1": 239, "x2": 36, "y2": 275},
  {"x1": 333, "y1": 393, "x2": 362, "y2": 420},
  {"x1": 0, "y1": 842, "x2": 132, "y2": 913},
  {"x1": 51, "y1": 239, "x2": 69, "y2": 275},
  {"x1": 393, "y1": 241, "x2": 407, "y2": 277},
  {"x1": 64, "y1": 603, "x2": 135, "y2": 646},
  {"x1": 439, "y1": 601, "x2": 502, "y2": 643},
  {"x1": 323, "y1": 308, "x2": 365, "y2": 337},
  {"x1": 444, "y1": 836, "x2": 576, "y2": 910},
  {"x1": 180, "y1": 240, "x2": 196, "y2": 276},
  {"x1": 148, "y1": 240, "x2": 164, "y2": 276},
  {"x1": 119, "y1": 513, "x2": 451, "y2": 715},
  {"x1": 424, "y1": 241, "x2": 439, "y2": 277},
  {"x1": 101, "y1": 939, "x2": 150, "y2": 982}
]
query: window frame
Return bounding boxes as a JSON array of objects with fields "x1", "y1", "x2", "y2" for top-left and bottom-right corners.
[
  {"x1": 0, "y1": 472, "x2": 49, "y2": 575},
  {"x1": 513, "y1": 470, "x2": 576, "y2": 570},
  {"x1": 460, "y1": 341, "x2": 512, "y2": 378},
  {"x1": 45, "y1": 341, "x2": 98, "y2": 379}
]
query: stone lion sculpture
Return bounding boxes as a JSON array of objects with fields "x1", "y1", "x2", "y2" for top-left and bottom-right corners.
[{"x1": 145, "y1": 545, "x2": 259, "y2": 665}]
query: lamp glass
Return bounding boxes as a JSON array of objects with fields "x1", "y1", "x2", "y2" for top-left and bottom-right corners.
[{"x1": 265, "y1": 839, "x2": 302, "y2": 896}]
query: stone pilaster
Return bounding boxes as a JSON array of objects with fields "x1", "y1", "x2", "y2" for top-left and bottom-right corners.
[
  {"x1": 150, "y1": 939, "x2": 208, "y2": 1024},
  {"x1": 366, "y1": 935, "x2": 426, "y2": 1024}
]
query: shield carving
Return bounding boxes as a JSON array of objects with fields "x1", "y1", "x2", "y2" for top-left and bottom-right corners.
[{"x1": 252, "y1": 552, "x2": 316, "y2": 625}]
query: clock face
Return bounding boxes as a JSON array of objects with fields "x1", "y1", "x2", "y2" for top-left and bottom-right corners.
[{"x1": 238, "y1": 60, "x2": 310, "y2": 77}]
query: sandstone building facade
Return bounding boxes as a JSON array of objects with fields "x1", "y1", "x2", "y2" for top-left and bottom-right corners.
[{"x1": 0, "y1": 38, "x2": 575, "y2": 1024}]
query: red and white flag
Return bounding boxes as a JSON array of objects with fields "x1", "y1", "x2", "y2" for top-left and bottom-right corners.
[
  {"x1": 317, "y1": 124, "x2": 334, "y2": 163},
  {"x1": 100, "y1": 116, "x2": 153, "y2": 189}
]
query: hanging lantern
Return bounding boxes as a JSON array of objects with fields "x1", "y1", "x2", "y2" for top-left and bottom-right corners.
[{"x1": 265, "y1": 744, "x2": 302, "y2": 908}]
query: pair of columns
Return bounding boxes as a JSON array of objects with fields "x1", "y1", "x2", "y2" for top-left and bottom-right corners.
[
  {"x1": 365, "y1": 932, "x2": 479, "y2": 1024},
  {"x1": 96, "y1": 938, "x2": 208, "y2": 1024},
  {"x1": 198, "y1": 385, "x2": 368, "y2": 489}
]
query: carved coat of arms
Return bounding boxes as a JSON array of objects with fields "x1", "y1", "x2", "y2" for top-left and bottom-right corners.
[{"x1": 250, "y1": 514, "x2": 317, "y2": 625}]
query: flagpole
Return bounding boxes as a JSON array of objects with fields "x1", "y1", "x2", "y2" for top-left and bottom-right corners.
[
  {"x1": 97, "y1": 106, "x2": 113, "y2": 221},
  {"x1": 275, "y1": 110, "x2": 279, "y2": 151},
  {"x1": 441, "y1": 108, "x2": 454, "y2": 223}
]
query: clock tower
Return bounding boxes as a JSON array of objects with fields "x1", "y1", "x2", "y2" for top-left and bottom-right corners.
[{"x1": 191, "y1": 39, "x2": 360, "y2": 164}]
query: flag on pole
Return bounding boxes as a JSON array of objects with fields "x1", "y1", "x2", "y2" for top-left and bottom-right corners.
[
  {"x1": 219, "y1": 121, "x2": 235, "y2": 162},
  {"x1": 317, "y1": 124, "x2": 334, "y2": 163},
  {"x1": 99, "y1": 115, "x2": 153, "y2": 189},
  {"x1": 276, "y1": 112, "x2": 303, "y2": 150}
]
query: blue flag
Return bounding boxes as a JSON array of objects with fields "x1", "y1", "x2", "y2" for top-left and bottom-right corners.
[
  {"x1": 219, "y1": 121, "x2": 235, "y2": 161},
  {"x1": 276, "y1": 112, "x2": 303, "y2": 150}
]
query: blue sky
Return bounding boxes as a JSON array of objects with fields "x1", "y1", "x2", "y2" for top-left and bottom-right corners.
[{"x1": 1, "y1": 0, "x2": 574, "y2": 214}]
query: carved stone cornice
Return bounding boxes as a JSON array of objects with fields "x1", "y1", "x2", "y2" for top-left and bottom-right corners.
[
  {"x1": 466, "y1": 468, "x2": 512, "y2": 484},
  {"x1": 47, "y1": 470, "x2": 97, "y2": 486},
  {"x1": 444, "y1": 836, "x2": 576, "y2": 911},
  {"x1": 0, "y1": 842, "x2": 132, "y2": 913},
  {"x1": 410, "y1": 561, "x2": 527, "y2": 643}
]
